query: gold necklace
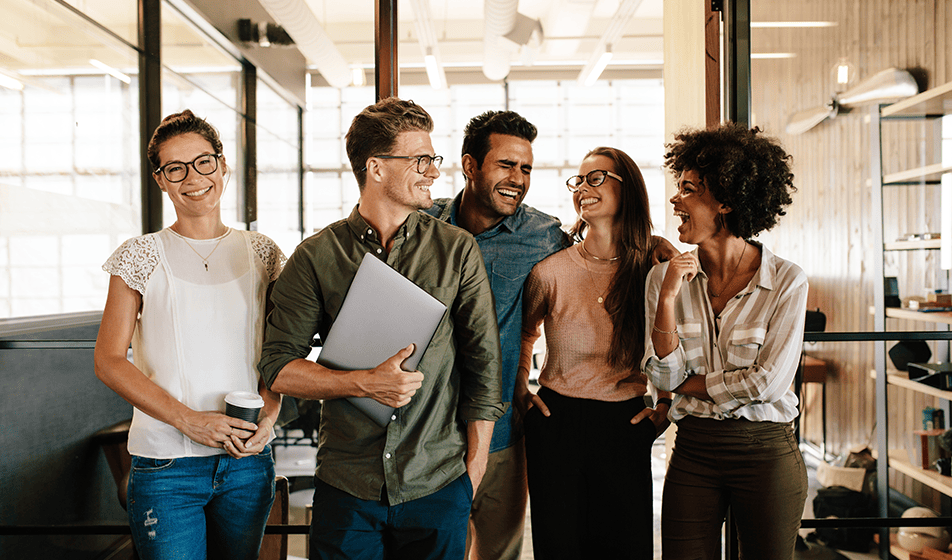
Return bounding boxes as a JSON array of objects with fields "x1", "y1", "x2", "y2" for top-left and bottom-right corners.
[
  {"x1": 579, "y1": 239, "x2": 621, "y2": 262},
  {"x1": 579, "y1": 246, "x2": 612, "y2": 304},
  {"x1": 708, "y1": 242, "x2": 747, "y2": 298},
  {"x1": 174, "y1": 228, "x2": 228, "y2": 272}
]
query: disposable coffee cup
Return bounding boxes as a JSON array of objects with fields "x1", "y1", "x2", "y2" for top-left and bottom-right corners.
[{"x1": 224, "y1": 391, "x2": 264, "y2": 424}]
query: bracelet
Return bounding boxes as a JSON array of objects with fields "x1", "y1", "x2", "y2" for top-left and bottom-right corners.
[
  {"x1": 653, "y1": 324, "x2": 677, "y2": 335},
  {"x1": 656, "y1": 397, "x2": 673, "y2": 407}
]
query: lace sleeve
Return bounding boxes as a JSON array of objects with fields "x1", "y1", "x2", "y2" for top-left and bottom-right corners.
[
  {"x1": 102, "y1": 235, "x2": 159, "y2": 295},
  {"x1": 249, "y1": 232, "x2": 287, "y2": 282}
]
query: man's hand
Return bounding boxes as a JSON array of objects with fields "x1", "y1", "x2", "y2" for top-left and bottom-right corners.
[
  {"x1": 359, "y1": 344, "x2": 425, "y2": 407},
  {"x1": 650, "y1": 235, "x2": 679, "y2": 265}
]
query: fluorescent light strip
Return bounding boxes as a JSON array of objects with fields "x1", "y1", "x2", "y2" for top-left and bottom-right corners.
[
  {"x1": 0, "y1": 72, "x2": 24, "y2": 91},
  {"x1": 424, "y1": 54, "x2": 442, "y2": 89},
  {"x1": 751, "y1": 53, "x2": 797, "y2": 59},
  {"x1": 89, "y1": 59, "x2": 131, "y2": 84},
  {"x1": 582, "y1": 47, "x2": 613, "y2": 86},
  {"x1": 750, "y1": 21, "x2": 837, "y2": 28}
]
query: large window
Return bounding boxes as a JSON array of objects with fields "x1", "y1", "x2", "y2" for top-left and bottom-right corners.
[
  {"x1": 304, "y1": 78, "x2": 666, "y2": 235},
  {"x1": 257, "y1": 77, "x2": 302, "y2": 253},
  {"x1": 0, "y1": 0, "x2": 140, "y2": 318},
  {"x1": 160, "y1": 2, "x2": 244, "y2": 231}
]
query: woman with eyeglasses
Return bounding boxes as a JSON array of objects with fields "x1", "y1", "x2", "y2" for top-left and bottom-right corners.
[
  {"x1": 94, "y1": 110, "x2": 285, "y2": 560},
  {"x1": 643, "y1": 124, "x2": 807, "y2": 559},
  {"x1": 515, "y1": 146, "x2": 675, "y2": 558}
]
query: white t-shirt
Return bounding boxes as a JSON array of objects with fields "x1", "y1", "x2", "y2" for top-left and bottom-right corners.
[{"x1": 103, "y1": 227, "x2": 286, "y2": 458}]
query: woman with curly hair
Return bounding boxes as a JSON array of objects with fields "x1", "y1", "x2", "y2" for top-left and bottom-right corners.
[{"x1": 642, "y1": 123, "x2": 808, "y2": 559}]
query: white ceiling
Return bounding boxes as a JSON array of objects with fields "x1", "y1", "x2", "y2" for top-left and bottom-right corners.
[{"x1": 301, "y1": 0, "x2": 665, "y2": 75}]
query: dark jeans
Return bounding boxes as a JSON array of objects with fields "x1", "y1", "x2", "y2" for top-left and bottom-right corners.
[
  {"x1": 309, "y1": 473, "x2": 473, "y2": 560},
  {"x1": 525, "y1": 386, "x2": 656, "y2": 560},
  {"x1": 662, "y1": 416, "x2": 807, "y2": 560}
]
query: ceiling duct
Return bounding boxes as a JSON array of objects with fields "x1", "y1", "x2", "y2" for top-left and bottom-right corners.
[
  {"x1": 258, "y1": 0, "x2": 351, "y2": 88},
  {"x1": 483, "y1": 0, "x2": 519, "y2": 81}
]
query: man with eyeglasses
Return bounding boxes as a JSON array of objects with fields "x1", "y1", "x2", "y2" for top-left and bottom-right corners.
[
  {"x1": 259, "y1": 97, "x2": 503, "y2": 560},
  {"x1": 424, "y1": 110, "x2": 571, "y2": 560}
]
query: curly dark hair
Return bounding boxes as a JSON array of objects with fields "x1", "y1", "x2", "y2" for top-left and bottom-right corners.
[
  {"x1": 461, "y1": 110, "x2": 537, "y2": 167},
  {"x1": 663, "y1": 123, "x2": 796, "y2": 239}
]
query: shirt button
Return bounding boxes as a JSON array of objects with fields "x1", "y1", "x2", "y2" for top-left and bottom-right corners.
[
  {"x1": 385, "y1": 453, "x2": 392, "y2": 459},
  {"x1": 391, "y1": 414, "x2": 397, "y2": 421},
  {"x1": 376, "y1": 248, "x2": 382, "y2": 254},
  {"x1": 367, "y1": 229, "x2": 373, "y2": 235}
]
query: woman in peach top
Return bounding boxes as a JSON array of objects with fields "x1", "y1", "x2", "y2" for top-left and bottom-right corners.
[{"x1": 516, "y1": 147, "x2": 673, "y2": 559}]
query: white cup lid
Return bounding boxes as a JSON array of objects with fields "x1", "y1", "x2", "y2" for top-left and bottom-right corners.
[{"x1": 224, "y1": 391, "x2": 264, "y2": 408}]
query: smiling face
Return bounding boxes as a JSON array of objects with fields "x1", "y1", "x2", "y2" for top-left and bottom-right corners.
[
  {"x1": 463, "y1": 133, "x2": 533, "y2": 222},
  {"x1": 377, "y1": 129, "x2": 439, "y2": 212},
  {"x1": 670, "y1": 168, "x2": 729, "y2": 245},
  {"x1": 154, "y1": 132, "x2": 226, "y2": 221},
  {"x1": 573, "y1": 154, "x2": 622, "y2": 226}
]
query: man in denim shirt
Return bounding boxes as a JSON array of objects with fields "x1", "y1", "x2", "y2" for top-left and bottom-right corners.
[{"x1": 425, "y1": 111, "x2": 570, "y2": 560}]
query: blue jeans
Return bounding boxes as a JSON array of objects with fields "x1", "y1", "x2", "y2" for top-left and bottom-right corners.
[
  {"x1": 310, "y1": 473, "x2": 473, "y2": 560},
  {"x1": 127, "y1": 447, "x2": 275, "y2": 560}
]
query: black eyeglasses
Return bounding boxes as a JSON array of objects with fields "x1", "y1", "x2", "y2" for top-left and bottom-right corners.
[
  {"x1": 566, "y1": 169, "x2": 624, "y2": 193},
  {"x1": 371, "y1": 154, "x2": 443, "y2": 175},
  {"x1": 155, "y1": 154, "x2": 222, "y2": 183}
]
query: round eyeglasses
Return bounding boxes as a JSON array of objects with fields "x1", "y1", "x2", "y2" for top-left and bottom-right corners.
[
  {"x1": 372, "y1": 154, "x2": 443, "y2": 175},
  {"x1": 155, "y1": 153, "x2": 222, "y2": 183},
  {"x1": 566, "y1": 169, "x2": 624, "y2": 193}
]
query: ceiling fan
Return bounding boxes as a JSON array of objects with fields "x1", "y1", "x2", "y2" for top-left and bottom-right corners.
[{"x1": 785, "y1": 68, "x2": 919, "y2": 135}]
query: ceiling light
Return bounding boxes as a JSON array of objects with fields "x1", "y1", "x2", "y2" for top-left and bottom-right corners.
[
  {"x1": 351, "y1": 65, "x2": 366, "y2": 87},
  {"x1": 750, "y1": 21, "x2": 838, "y2": 28},
  {"x1": 89, "y1": 59, "x2": 131, "y2": 84},
  {"x1": 425, "y1": 48, "x2": 444, "y2": 90},
  {"x1": 580, "y1": 45, "x2": 613, "y2": 87},
  {"x1": 0, "y1": 71, "x2": 23, "y2": 91}
]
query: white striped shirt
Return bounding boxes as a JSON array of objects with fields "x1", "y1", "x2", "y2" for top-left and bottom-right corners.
[{"x1": 642, "y1": 242, "x2": 808, "y2": 423}]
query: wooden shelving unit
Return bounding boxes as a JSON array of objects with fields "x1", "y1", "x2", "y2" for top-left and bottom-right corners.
[
  {"x1": 871, "y1": 79, "x2": 952, "y2": 559},
  {"x1": 885, "y1": 239, "x2": 943, "y2": 251}
]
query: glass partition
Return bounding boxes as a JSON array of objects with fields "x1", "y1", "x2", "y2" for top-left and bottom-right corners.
[
  {"x1": 0, "y1": 0, "x2": 140, "y2": 318},
  {"x1": 256, "y1": 77, "x2": 302, "y2": 253}
]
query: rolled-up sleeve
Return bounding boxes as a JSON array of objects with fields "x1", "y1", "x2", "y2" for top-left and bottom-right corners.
[
  {"x1": 453, "y1": 237, "x2": 505, "y2": 422},
  {"x1": 642, "y1": 263, "x2": 689, "y2": 391},
  {"x1": 258, "y1": 246, "x2": 324, "y2": 388}
]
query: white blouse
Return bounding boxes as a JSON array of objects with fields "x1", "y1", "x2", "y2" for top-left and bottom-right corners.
[{"x1": 103, "y1": 228, "x2": 286, "y2": 458}]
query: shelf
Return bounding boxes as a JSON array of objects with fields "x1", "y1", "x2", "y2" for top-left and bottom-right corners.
[
  {"x1": 884, "y1": 239, "x2": 943, "y2": 251},
  {"x1": 874, "y1": 369, "x2": 952, "y2": 400},
  {"x1": 886, "y1": 307, "x2": 952, "y2": 325},
  {"x1": 889, "y1": 449, "x2": 952, "y2": 496},
  {"x1": 883, "y1": 163, "x2": 952, "y2": 185},
  {"x1": 882, "y1": 80, "x2": 952, "y2": 118}
]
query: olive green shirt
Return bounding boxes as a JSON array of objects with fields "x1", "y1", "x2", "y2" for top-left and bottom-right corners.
[{"x1": 258, "y1": 206, "x2": 504, "y2": 505}]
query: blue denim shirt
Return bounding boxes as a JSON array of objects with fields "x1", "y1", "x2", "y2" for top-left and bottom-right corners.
[{"x1": 425, "y1": 194, "x2": 571, "y2": 451}]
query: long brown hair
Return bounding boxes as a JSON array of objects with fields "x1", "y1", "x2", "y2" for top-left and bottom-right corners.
[{"x1": 569, "y1": 147, "x2": 653, "y2": 372}]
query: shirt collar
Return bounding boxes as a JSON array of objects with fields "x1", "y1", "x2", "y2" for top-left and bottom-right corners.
[
  {"x1": 346, "y1": 204, "x2": 421, "y2": 244},
  {"x1": 692, "y1": 240, "x2": 774, "y2": 295},
  {"x1": 446, "y1": 191, "x2": 522, "y2": 235}
]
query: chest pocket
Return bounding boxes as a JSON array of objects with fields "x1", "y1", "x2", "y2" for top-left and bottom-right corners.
[
  {"x1": 490, "y1": 262, "x2": 529, "y2": 296},
  {"x1": 677, "y1": 320, "x2": 706, "y2": 368},
  {"x1": 725, "y1": 323, "x2": 766, "y2": 369}
]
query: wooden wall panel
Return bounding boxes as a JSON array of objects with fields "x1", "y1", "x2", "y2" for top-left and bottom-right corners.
[{"x1": 746, "y1": 0, "x2": 952, "y2": 506}]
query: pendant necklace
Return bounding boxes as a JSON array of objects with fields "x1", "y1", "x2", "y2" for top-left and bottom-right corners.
[
  {"x1": 579, "y1": 241, "x2": 616, "y2": 304},
  {"x1": 174, "y1": 227, "x2": 228, "y2": 272},
  {"x1": 708, "y1": 242, "x2": 747, "y2": 298}
]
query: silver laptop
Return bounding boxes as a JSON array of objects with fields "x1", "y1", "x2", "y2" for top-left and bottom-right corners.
[{"x1": 316, "y1": 252, "x2": 447, "y2": 426}]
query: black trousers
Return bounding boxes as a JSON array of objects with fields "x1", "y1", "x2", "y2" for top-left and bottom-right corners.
[{"x1": 525, "y1": 386, "x2": 656, "y2": 560}]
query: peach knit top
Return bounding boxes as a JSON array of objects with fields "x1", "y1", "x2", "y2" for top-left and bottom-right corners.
[{"x1": 520, "y1": 244, "x2": 647, "y2": 401}]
